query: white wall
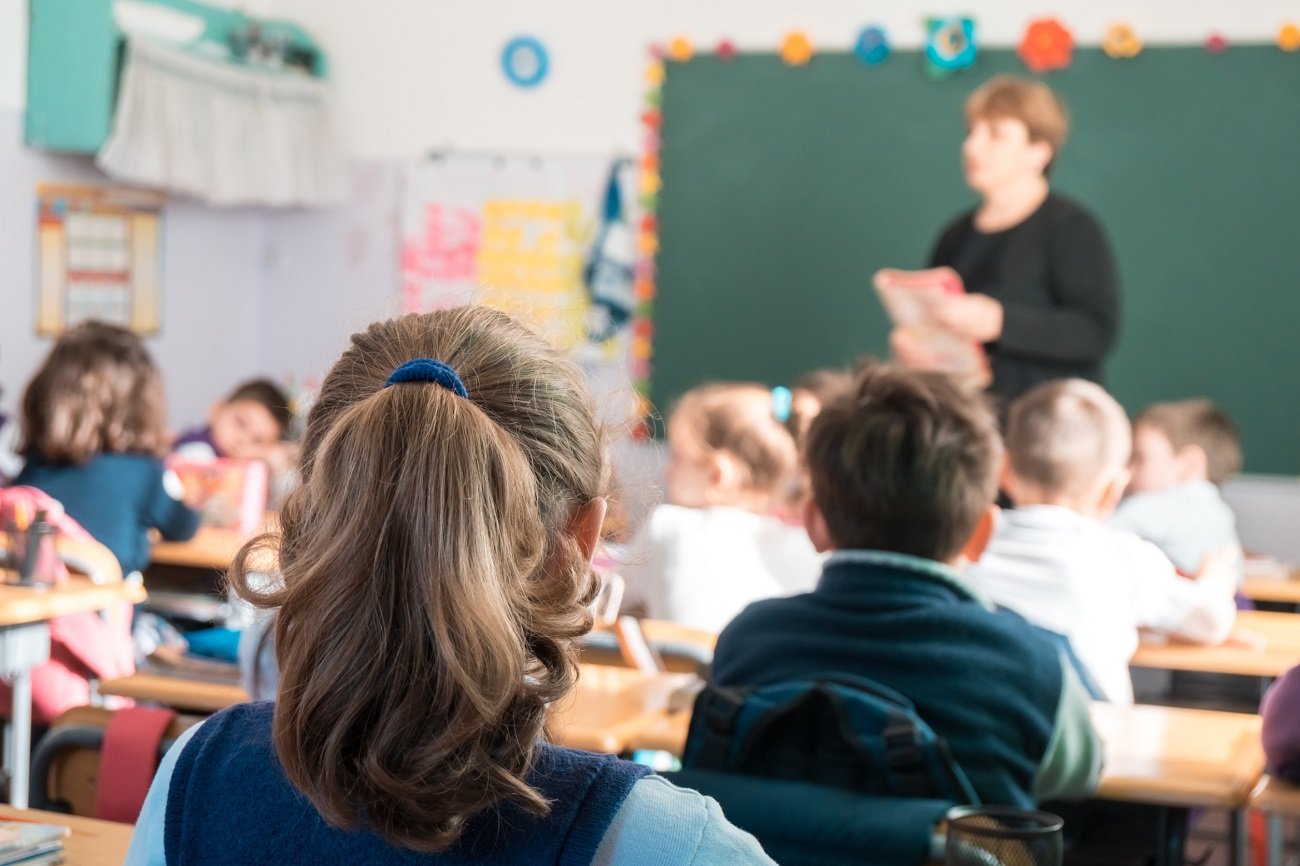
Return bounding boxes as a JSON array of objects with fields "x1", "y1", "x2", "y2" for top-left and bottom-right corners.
[{"x1": 265, "y1": 0, "x2": 1300, "y2": 159}]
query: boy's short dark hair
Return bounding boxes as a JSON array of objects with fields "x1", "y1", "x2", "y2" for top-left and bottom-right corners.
[
  {"x1": 227, "y1": 379, "x2": 293, "y2": 438},
  {"x1": 805, "y1": 364, "x2": 1002, "y2": 561},
  {"x1": 1136, "y1": 398, "x2": 1243, "y2": 485}
]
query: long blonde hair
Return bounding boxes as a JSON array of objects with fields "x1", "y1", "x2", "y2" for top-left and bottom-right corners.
[{"x1": 230, "y1": 307, "x2": 605, "y2": 852}]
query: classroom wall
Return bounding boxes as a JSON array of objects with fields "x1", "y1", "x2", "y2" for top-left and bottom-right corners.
[
  {"x1": 262, "y1": 0, "x2": 1300, "y2": 159},
  {"x1": 0, "y1": 109, "x2": 267, "y2": 429}
]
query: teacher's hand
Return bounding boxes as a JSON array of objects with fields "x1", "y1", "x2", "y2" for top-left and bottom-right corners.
[
  {"x1": 890, "y1": 328, "x2": 945, "y2": 371},
  {"x1": 930, "y1": 293, "x2": 1004, "y2": 343}
]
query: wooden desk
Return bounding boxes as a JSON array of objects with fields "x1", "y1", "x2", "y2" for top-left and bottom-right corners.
[
  {"x1": 1244, "y1": 576, "x2": 1300, "y2": 606},
  {"x1": 627, "y1": 702, "x2": 1266, "y2": 811},
  {"x1": 1131, "y1": 610, "x2": 1300, "y2": 678},
  {"x1": 550, "y1": 665, "x2": 697, "y2": 754},
  {"x1": 98, "y1": 672, "x2": 249, "y2": 715},
  {"x1": 1251, "y1": 775, "x2": 1300, "y2": 866},
  {"x1": 150, "y1": 526, "x2": 250, "y2": 570},
  {"x1": 1091, "y1": 703, "x2": 1264, "y2": 809},
  {"x1": 0, "y1": 805, "x2": 133, "y2": 866},
  {"x1": 0, "y1": 578, "x2": 145, "y2": 810}
]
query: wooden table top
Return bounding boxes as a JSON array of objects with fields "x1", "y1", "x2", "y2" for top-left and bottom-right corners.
[
  {"x1": 98, "y1": 672, "x2": 249, "y2": 714},
  {"x1": 628, "y1": 702, "x2": 1265, "y2": 810},
  {"x1": 0, "y1": 578, "x2": 145, "y2": 628},
  {"x1": 96, "y1": 663, "x2": 697, "y2": 754},
  {"x1": 1243, "y1": 576, "x2": 1300, "y2": 605},
  {"x1": 0, "y1": 805, "x2": 133, "y2": 866},
  {"x1": 1130, "y1": 610, "x2": 1300, "y2": 677},
  {"x1": 1090, "y1": 702, "x2": 1265, "y2": 809},
  {"x1": 1250, "y1": 774, "x2": 1300, "y2": 815},
  {"x1": 549, "y1": 664, "x2": 698, "y2": 754},
  {"x1": 150, "y1": 526, "x2": 252, "y2": 570}
]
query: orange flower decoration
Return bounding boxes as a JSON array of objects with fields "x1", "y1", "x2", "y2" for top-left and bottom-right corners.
[
  {"x1": 1018, "y1": 18, "x2": 1074, "y2": 73},
  {"x1": 781, "y1": 31, "x2": 814, "y2": 66},
  {"x1": 1102, "y1": 22, "x2": 1142, "y2": 59},
  {"x1": 1279, "y1": 23, "x2": 1300, "y2": 52},
  {"x1": 667, "y1": 36, "x2": 693, "y2": 62}
]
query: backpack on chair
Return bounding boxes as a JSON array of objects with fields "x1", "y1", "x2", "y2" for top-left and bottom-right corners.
[{"x1": 666, "y1": 673, "x2": 979, "y2": 866}]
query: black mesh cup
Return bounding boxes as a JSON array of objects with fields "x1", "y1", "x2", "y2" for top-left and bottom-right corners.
[{"x1": 944, "y1": 806, "x2": 1064, "y2": 866}]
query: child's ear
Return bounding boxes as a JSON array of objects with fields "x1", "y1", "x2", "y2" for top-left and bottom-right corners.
[
  {"x1": 802, "y1": 497, "x2": 834, "y2": 553},
  {"x1": 960, "y1": 504, "x2": 999, "y2": 563},
  {"x1": 568, "y1": 498, "x2": 608, "y2": 563},
  {"x1": 997, "y1": 456, "x2": 1019, "y2": 504},
  {"x1": 1179, "y1": 444, "x2": 1209, "y2": 482},
  {"x1": 709, "y1": 452, "x2": 739, "y2": 495},
  {"x1": 1096, "y1": 467, "x2": 1131, "y2": 517}
]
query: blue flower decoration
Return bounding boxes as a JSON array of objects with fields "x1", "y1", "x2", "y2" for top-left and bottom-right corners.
[
  {"x1": 854, "y1": 26, "x2": 890, "y2": 66},
  {"x1": 925, "y1": 17, "x2": 977, "y2": 75}
]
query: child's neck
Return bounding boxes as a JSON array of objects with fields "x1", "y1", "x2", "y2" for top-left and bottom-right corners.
[{"x1": 1013, "y1": 493, "x2": 1106, "y2": 522}]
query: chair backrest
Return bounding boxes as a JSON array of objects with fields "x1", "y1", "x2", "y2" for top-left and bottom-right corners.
[
  {"x1": 683, "y1": 673, "x2": 980, "y2": 805},
  {"x1": 31, "y1": 705, "x2": 201, "y2": 818}
]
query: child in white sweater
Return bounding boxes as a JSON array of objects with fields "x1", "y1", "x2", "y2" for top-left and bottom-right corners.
[
  {"x1": 618, "y1": 383, "x2": 822, "y2": 632},
  {"x1": 965, "y1": 380, "x2": 1237, "y2": 705}
]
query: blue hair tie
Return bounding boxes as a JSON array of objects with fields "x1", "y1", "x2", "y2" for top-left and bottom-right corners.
[
  {"x1": 771, "y1": 386, "x2": 793, "y2": 423},
  {"x1": 384, "y1": 358, "x2": 469, "y2": 398}
]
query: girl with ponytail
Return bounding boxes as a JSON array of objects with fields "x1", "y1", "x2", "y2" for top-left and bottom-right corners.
[{"x1": 125, "y1": 307, "x2": 771, "y2": 866}]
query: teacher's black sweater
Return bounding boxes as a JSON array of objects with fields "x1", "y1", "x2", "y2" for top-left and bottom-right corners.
[{"x1": 930, "y1": 193, "x2": 1121, "y2": 407}]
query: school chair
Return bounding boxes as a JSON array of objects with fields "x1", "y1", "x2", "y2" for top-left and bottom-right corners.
[{"x1": 30, "y1": 705, "x2": 200, "y2": 821}]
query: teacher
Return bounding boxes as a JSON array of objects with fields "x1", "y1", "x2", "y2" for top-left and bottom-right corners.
[{"x1": 892, "y1": 75, "x2": 1121, "y2": 408}]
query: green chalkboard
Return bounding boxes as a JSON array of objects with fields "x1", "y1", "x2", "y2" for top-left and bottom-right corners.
[{"x1": 653, "y1": 47, "x2": 1300, "y2": 473}]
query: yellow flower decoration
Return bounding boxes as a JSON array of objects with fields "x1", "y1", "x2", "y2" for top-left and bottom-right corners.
[
  {"x1": 645, "y1": 62, "x2": 665, "y2": 86},
  {"x1": 638, "y1": 171, "x2": 662, "y2": 197},
  {"x1": 668, "y1": 36, "x2": 693, "y2": 62},
  {"x1": 1102, "y1": 22, "x2": 1142, "y2": 59},
  {"x1": 1279, "y1": 23, "x2": 1300, "y2": 52},
  {"x1": 637, "y1": 232, "x2": 659, "y2": 256},
  {"x1": 781, "y1": 31, "x2": 814, "y2": 66}
]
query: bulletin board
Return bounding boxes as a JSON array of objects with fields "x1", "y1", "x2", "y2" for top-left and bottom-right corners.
[
  {"x1": 400, "y1": 153, "x2": 647, "y2": 428},
  {"x1": 35, "y1": 183, "x2": 165, "y2": 336}
]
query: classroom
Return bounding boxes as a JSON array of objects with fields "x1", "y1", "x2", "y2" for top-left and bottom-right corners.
[{"x1": 1, "y1": 1, "x2": 1300, "y2": 864}]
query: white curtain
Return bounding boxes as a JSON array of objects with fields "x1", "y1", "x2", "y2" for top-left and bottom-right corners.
[{"x1": 98, "y1": 38, "x2": 347, "y2": 207}]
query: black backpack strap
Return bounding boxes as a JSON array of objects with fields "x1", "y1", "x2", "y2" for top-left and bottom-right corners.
[
  {"x1": 881, "y1": 709, "x2": 933, "y2": 799},
  {"x1": 687, "y1": 684, "x2": 751, "y2": 770}
]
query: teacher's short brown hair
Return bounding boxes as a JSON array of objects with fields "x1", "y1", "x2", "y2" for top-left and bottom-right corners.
[{"x1": 966, "y1": 75, "x2": 1070, "y2": 165}]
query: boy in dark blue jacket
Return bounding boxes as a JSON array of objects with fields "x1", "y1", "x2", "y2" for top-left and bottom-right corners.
[{"x1": 710, "y1": 364, "x2": 1102, "y2": 807}]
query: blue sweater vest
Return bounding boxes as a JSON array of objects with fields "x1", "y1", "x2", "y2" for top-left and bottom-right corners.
[
  {"x1": 164, "y1": 702, "x2": 650, "y2": 866},
  {"x1": 711, "y1": 553, "x2": 1064, "y2": 808}
]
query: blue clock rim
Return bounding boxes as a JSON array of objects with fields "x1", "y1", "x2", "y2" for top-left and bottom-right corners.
[{"x1": 502, "y1": 36, "x2": 549, "y2": 87}]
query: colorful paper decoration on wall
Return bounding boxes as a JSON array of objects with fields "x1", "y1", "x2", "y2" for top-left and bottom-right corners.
[
  {"x1": 1102, "y1": 23, "x2": 1143, "y2": 59},
  {"x1": 501, "y1": 36, "x2": 549, "y2": 88},
  {"x1": 631, "y1": 46, "x2": 663, "y2": 403},
  {"x1": 1205, "y1": 33, "x2": 1228, "y2": 54},
  {"x1": 667, "y1": 36, "x2": 693, "y2": 62},
  {"x1": 399, "y1": 152, "x2": 644, "y2": 433},
  {"x1": 924, "y1": 18, "x2": 977, "y2": 77},
  {"x1": 717, "y1": 39, "x2": 737, "y2": 61},
  {"x1": 1019, "y1": 18, "x2": 1074, "y2": 72},
  {"x1": 854, "y1": 26, "x2": 890, "y2": 65},
  {"x1": 781, "y1": 31, "x2": 814, "y2": 66},
  {"x1": 1278, "y1": 23, "x2": 1300, "y2": 51}
]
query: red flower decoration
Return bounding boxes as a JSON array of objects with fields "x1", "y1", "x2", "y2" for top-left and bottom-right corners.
[
  {"x1": 1206, "y1": 33, "x2": 1228, "y2": 54},
  {"x1": 639, "y1": 214, "x2": 659, "y2": 234},
  {"x1": 717, "y1": 39, "x2": 737, "y2": 61},
  {"x1": 1018, "y1": 18, "x2": 1074, "y2": 73},
  {"x1": 647, "y1": 43, "x2": 664, "y2": 60}
]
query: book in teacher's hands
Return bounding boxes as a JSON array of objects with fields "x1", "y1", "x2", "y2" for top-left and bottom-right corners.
[{"x1": 872, "y1": 266, "x2": 992, "y2": 387}]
